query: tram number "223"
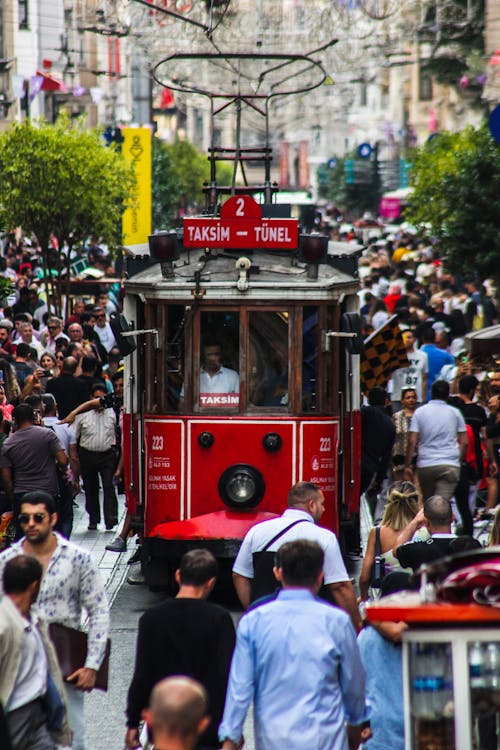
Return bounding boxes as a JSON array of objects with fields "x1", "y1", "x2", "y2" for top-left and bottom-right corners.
[
  {"x1": 152, "y1": 436, "x2": 164, "y2": 451},
  {"x1": 319, "y1": 437, "x2": 332, "y2": 453}
]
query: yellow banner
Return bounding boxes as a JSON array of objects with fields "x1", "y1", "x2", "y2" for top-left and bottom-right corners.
[{"x1": 122, "y1": 127, "x2": 152, "y2": 246}]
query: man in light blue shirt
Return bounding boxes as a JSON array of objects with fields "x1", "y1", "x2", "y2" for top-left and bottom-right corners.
[{"x1": 219, "y1": 540, "x2": 370, "y2": 750}]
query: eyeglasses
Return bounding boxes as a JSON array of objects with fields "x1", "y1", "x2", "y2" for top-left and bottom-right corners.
[
  {"x1": 47, "y1": 326, "x2": 59, "y2": 330},
  {"x1": 19, "y1": 512, "x2": 47, "y2": 524},
  {"x1": 96, "y1": 315, "x2": 106, "y2": 320}
]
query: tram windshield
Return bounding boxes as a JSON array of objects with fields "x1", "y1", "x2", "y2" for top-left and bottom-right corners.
[
  {"x1": 249, "y1": 311, "x2": 288, "y2": 407},
  {"x1": 145, "y1": 302, "x2": 338, "y2": 415}
]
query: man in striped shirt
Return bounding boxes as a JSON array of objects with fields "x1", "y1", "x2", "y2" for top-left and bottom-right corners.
[{"x1": 73, "y1": 383, "x2": 118, "y2": 531}]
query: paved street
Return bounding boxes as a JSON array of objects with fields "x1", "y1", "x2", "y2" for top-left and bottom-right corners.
[
  {"x1": 71, "y1": 491, "x2": 244, "y2": 749},
  {"x1": 71, "y1": 490, "x2": 367, "y2": 749}
]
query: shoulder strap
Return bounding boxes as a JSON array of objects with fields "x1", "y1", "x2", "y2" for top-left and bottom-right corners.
[
  {"x1": 375, "y1": 526, "x2": 381, "y2": 557},
  {"x1": 260, "y1": 519, "x2": 310, "y2": 553}
]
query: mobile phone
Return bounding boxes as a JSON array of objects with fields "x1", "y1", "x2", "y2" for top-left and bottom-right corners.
[{"x1": 42, "y1": 369, "x2": 52, "y2": 377}]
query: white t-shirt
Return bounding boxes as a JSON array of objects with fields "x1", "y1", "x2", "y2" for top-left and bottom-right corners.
[
  {"x1": 200, "y1": 366, "x2": 239, "y2": 394},
  {"x1": 410, "y1": 400, "x2": 466, "y2": 467},
  {"x1": 390, "y1": 349, "x2": 429, "y2": 401},
  {"x1": 233, "y1": 508, "x2": 349, "y2": 585}
]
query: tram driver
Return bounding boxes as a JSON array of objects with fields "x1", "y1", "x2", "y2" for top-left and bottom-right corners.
[
  {"x1": 179, "y1": 342, "x2": 239, "y2": 408},
  {"x1": 199, "y1": 342, "x2": 239, "y2": 407}
]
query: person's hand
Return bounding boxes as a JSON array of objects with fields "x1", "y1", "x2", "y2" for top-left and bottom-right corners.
[
  {"x1": 346, "y1": 724, "x2": 364, "y2": 750},
  {"x1": 72, "y1": 479, "x2": 81, "y2": 496},
  {"x1": 413, "y1": 507, "x2": 428, "y2": 529},
  {"x1": 403, "y1": 466, "x2": 414, "y2": 481},
  {"x1": 125, "y1": 727, "x2": 141, "y2": 749},
  {"x1": 489, "y1": 462, "x2": 498, "y2": 477},
  {"x1": 66, "y1": 667, "x2": 96, "y2": 692},
  {"x1": 488, "y1": 395, "x2": 499, "y2": 412},
  {"x1": 33, "y1": 367, "x2": 45, "y2": 379}
]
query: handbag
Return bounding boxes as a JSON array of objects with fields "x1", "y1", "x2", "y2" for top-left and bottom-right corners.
[
  {"x1": 250, "y1": 519, "x2": 309, "y2": 603},
  {"x1": 370, "y1": 526, "x2": 386, "y2": 589},
  {"x1": 48, "y1": 622, "x2": 111, "y2": 691}
]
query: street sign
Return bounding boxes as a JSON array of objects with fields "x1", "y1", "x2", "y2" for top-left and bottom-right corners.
[
  {"x1": 357, "y1": 142, "x2": 373, "y2": 159},
  {"x1": 183, "y1": 195, "x2": 299, "y2": 250},
  {"x1": 488, "y1": 105, "x2": 500, "y2": 143}
]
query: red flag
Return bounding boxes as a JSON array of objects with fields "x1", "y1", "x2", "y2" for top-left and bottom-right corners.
[{"x1": 160, "y1": 88, "x2": 175, "y2": 110}]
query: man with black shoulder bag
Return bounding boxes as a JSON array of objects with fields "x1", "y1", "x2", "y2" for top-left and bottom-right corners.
[{"x1": 232, "y1": 481, "x2": 361, "y2": 630}]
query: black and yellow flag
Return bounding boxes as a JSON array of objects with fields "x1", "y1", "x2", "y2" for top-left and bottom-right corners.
[{"x1": 361, "y1": 315, "x2": 409, "y2": 393}]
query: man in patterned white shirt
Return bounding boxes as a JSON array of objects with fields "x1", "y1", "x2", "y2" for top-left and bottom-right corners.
[{"x1": 0, "y1": 490, "x2": 109, "y2": 750}]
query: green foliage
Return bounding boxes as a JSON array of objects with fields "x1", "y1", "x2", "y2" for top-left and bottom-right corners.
[
  {"x1": 152, "y1": 137, "x2": 179, "y2": 230},
  {"x1": 318, "y1": 155, "x2": 379, "y2": 218},
  {"x1": 406, "y1": 125, "x2": 500, "y2": 283},
  {"x1": 0, "y1": 114, "x2": 135, "y2": 253},
  {"x1": 152, "y1": 137, "x2": 233, "y2": 224}
]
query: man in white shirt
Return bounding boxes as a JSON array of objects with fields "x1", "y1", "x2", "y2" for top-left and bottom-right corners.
[
  {"x1": 232, "y1": 481, "x2": 360, "y2": 630},
  {"x1": 390, "y1": 330, "x2": 428, "y2": 410},
  {"x1": 93, "y1": 308, "x2": 116, "y2": 353},
  {"x1": 73, "y1": 383, "x2": 118, "y2": 531},
  {"x1": 404, "y1": 379, "x2": 467, "y2": 502},
  {"x1": 198, "y1": 343, "x2": 239, "y2": 407}
]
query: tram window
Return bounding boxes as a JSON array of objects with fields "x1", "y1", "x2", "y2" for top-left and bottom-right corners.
[
  {"x1": 199, "y1": 312, "x2": 239, "y2": 408},
  {"x1": 165, "y1": 306, "x2": 187, "y2": 413},
  {"x1": 249, "y1": 311, "x2": 288, "y2": 408},
  {"x1": 303, "y1": 306, "x2": 319, "y2": 412}
]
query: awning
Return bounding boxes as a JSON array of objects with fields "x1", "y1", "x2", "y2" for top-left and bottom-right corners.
[
  {"x1": 36, "y1": 70, "x2": 68, "y2": 93},
  {"x1": 465, "y1": 324, "x2": 500, "y2": 357}
]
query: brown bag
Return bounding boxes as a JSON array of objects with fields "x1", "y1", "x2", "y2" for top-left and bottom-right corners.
[{"x1": 48, "y1": 622, "x2": 111, "y2": 692}]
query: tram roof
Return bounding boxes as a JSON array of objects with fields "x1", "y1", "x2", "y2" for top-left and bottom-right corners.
[{"x1": 124, "y1": 249, "x2": 360, "y2": 301}]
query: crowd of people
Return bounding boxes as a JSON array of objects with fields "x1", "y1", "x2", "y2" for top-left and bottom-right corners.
[
  {"x1": 0, "y1": 239, "x2": 127, "y2": 546},
  {"x1": 1, "y1": 227, "x2": 500, "y2": 750},
  {"x1": 357, "y1": 227, "x2": 500, "y2": 535}
]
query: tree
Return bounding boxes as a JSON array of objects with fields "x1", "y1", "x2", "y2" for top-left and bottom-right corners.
[
  {"x1": 406, "y1": 125, "x2": 500, "y2": 287},
  {"x1": 152, "y1": 138, "x2": 233, "y2": 225},
  {"x1": 318, "y1": 154, "x2": 380, "y2": 218},
  {"x1": 152, "y1": 137, "x2": 180, "y2": 230},
  {"x1": 0, "y1": 114, "x2": 135, "y2": 313}
]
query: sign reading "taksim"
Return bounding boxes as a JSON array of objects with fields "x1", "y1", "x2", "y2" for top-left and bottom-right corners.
[{"x1": 183, "y1": 195, "x2": 299, "y2": 250}]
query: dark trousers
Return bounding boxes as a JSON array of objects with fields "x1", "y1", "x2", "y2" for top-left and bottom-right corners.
[
  {"x1": 6, "y1": 698, "x2": 55, "y2": 750},
  {"x1": 454, "y1": 463, "x2": 474, "y2": 536},
  {"x1": 78, "y1": 446, "x2": 118, "y2": 527}
]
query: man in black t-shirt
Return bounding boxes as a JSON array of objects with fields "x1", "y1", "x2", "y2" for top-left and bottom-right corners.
[
  {"x1": 125, "y1": 550, "x2": 235, "y2": 750},
  {"x1": 393, "y1": 495, "x2": 455, "y2": 571},
  {"x1": 449, "y1": 375, "x2": 493, "y2": 534}
]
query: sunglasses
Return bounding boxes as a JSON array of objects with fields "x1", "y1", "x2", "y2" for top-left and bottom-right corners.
[{"x1": 19, "y1": 512, "x2": 48, "y2": 524}]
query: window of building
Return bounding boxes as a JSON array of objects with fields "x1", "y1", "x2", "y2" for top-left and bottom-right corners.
[
  {"x1": 419, "y1": 70, "x2": 433, "y2": 101},
  {"x1": 18, "y1": 0, "x2": 29, "y2": 29}
]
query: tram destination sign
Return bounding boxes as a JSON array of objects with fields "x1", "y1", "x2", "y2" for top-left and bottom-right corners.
[{"x1": 183, "y1": 195, "x2": 299, "y2": 250}]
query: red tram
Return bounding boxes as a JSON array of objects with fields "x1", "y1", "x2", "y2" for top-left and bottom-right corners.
[
  {"x1": 120, "y1": 200, "x2": 363, "y2": 588},
  {"x1": 118, "y1": 47, "x2": 365, "y2": 588}
]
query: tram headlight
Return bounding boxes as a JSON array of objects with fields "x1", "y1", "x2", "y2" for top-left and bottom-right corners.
[
  {"x1": 298, "y1": 233, "x2": 329, "y2": 264},
  {"x1": 148, "y1": 231, "x2": 180, "y2": 262},
  {"x1": 218, "y1": 464, "x2": 265, "y2": 510}
]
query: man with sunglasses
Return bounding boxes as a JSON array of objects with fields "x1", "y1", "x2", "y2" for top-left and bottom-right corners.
[
  {"x1": 0, "y1": 491, "x2": 109, "y2": 750},
  {"x1": 93, "y1": 308, "x2": 116, "y2": 354},
  {"x1": 42, "y1": 317, "x2": 68, "y2": 356}
]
